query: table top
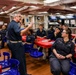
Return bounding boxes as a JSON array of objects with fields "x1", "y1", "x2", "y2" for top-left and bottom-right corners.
[
  {"x1": 22, "y1": 36, "x2": 55, "y2": 48},
  {"x1": 71, "y1": 34, "x2": 76, "y2": 38},
  {"x1": 35, "y1": 39, "x2": 55, "y2": 48},
  {"x1": 22, "y1": 35, "x2": 26, "y2": 42}
]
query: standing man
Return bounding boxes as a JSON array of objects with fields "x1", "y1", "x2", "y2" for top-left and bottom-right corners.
[{"x1": 7, "y1": 12, "x2": 33, "y2": 75}]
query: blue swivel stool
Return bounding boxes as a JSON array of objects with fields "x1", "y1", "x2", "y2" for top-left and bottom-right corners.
[
  {"x1": 0, "y1": 52, "x2": 10, "y2": 68},
  {"x1": 30, "y1": 48, "x2": 43, "y2": 58},
  {"x1": 69, "y1": 61, "x2": 76, "y2": 75},
  {"x1": 0, "y1": 59, "x2": 20, "y2": 75},
  {"x1": 24, "y1": 44, "x2": 33, "y2": 53},
  {"x1": 3, "y1": 52, "x2": 10, "y2": 61},
  {"x1": 0, "y1": 52, "x2": 20, "y2": 75}
]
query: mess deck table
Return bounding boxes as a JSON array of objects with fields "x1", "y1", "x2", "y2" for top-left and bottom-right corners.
[
  {"x1": 35, "y1": 37, "x2": 55, "y2": 59},
  {"x1": 71, "y1": 34, "x2": 76, "y2": 38},
  {"x1": 35, "y1": 38, "x2": 54, "y2": 48}
]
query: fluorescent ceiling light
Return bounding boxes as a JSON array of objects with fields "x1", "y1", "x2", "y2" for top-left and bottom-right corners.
[
  {"x1": 30, "y1": 6, "x2": 39, "y2": 9},
  {"x1": 6, "y1": 6, "x2": 17, "y2": 13},
  {"x1": 66, "y1": 14, "x2": 74, "y2": 16},
  {"x1": 0, "y1": 12, "x2": 5, "y2": 14},
  {"x1": 2, "y1": 6, "x2": 6, "y2": 9},
  {"x1": 67, "y1": 14, "x2": 74, "y2": 15},
  {"x1": 56, "y1": 13, "x2": 60, "y2": 14},
  {"x1": 0, "y1": 11, "x2": 9, "y2": 14},
  {"x1": 66, "y1": 15, "x2": 73, "y2": 19},
  {"x1": 11, "y1": 6, "x2": 16, "y2": 10},
  {"x1": 30, "y1": 6, "x2": 36, "y2": 8},
  {"x1": 60, "y1": 15, "x2": 66, "y2": 19},
  {"x1": 56, "y1": 13, "x2": 60, "y2": 15},
  {"x1": 44, "y1": 0, "x2": 60, "y2": 3},
  {"x1": 5, "y1": 11, "x2": 9, "y2": 13},
  {"x1": 38, "y1": 12, "x2": 48, "y2": 14},
  {"x1": 16, "y1": 6, "x2": 28, "y2": 12},
  {"x1": 5, "y1": 6, "x2": 17, "y2": 14},
  {"x1": 70, "y1": 6, "x2": 76, "y2": 9}
]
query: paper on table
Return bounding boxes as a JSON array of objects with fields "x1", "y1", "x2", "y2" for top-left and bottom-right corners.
[
  {"x1": 50, "y1": 41, "x2": 55, "y2": 44},
  {"x1": 42, "y1": 40, "x2": 49, "y2": 42}
]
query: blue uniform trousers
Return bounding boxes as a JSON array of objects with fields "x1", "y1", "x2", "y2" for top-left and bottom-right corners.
[{"x1": 8, "y1": 42, "x2": 27, "y2": 75}]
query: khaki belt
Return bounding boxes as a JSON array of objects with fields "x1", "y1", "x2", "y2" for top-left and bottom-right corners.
[{"x1": 10, "y1": 40, "x2": 22, "y2": 43}]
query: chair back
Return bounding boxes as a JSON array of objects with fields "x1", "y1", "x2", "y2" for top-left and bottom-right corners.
[
  {"x1": 0, "y1": 59, "x2": 20, "y2": 75},
  {"x1": 0, "y1": 52, "x2": 10, "y2": 69},
  {"x1": 3, "y1": 52, "x2": 10, "y2": 61}
]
